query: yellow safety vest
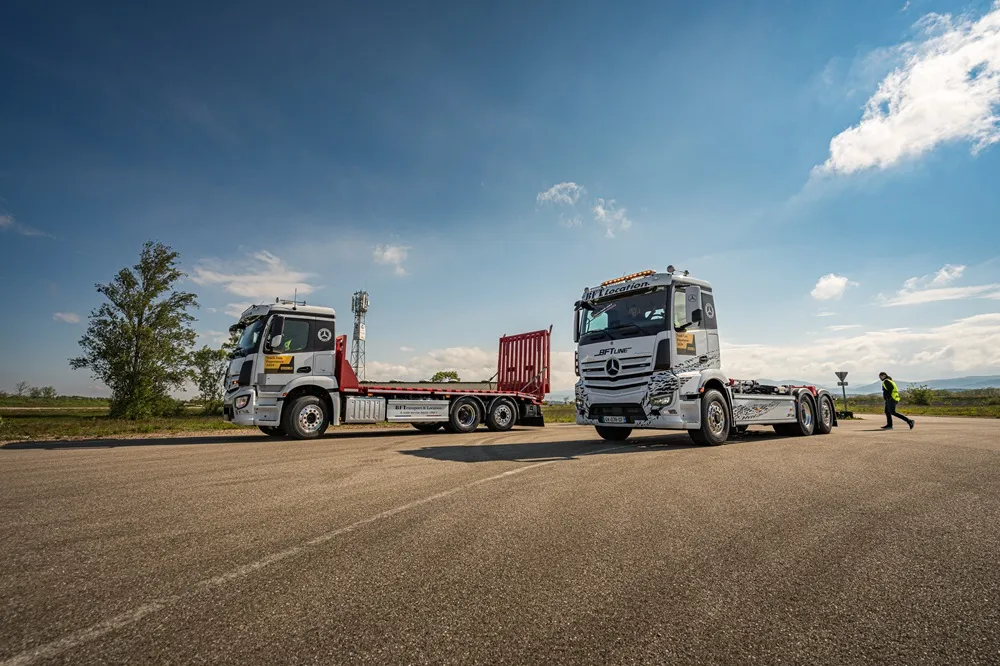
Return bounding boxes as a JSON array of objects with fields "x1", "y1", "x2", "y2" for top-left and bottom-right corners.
[{"x1": 884, "y1": 379, "x2": 900, "y2": 402}]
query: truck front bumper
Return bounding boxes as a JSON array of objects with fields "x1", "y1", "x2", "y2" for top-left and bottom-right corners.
[{"x1": 223, "y1": 389, "x2": 257, "y2": 427}]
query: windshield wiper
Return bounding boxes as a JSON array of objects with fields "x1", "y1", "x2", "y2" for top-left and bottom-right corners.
[{"x1": 610, "y1": 322, "x2": 649, "y2": 337}]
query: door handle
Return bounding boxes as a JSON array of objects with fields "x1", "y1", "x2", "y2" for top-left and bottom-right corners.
[{"x1": 297, "y1": 366, "x2": 311, "y2": 373}]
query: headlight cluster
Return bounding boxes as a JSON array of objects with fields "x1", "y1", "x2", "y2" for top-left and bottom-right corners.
[
  {"x1": 651, "y1": 394, "x2": 674, "y2": 408},
  {"x1": 235, "y1": 395, "x2": 250, "y2": 410}
]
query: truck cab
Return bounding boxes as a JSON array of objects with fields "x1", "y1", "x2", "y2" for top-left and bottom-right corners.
[
  {"x1": 574, "y1": 268, "x2": 836, "y2": 445},
  {"x1": 223, "y1": 301, "x2": 340, "y2": 436}
]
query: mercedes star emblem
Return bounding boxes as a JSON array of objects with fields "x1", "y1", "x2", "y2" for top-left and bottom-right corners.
[{"x1": 605, "y1": 358, "x2": 621, "y2": 376}]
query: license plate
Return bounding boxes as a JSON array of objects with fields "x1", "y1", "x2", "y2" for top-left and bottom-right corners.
[{"x1": 602, "y1": 416, "x2": 627, "y2": 423}]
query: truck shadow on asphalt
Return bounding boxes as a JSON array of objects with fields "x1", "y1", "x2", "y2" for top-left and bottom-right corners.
[{"x1": 399, "y1": 433, "x2": 708, "y2": 463}]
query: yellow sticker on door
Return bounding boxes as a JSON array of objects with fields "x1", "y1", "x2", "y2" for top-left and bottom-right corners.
[
  {"x1": 675, "y1": 332, "x2": 696, "y2": 355},
  {"x1": 264, "y1": 355, "x2": 294, "y2": 373}
]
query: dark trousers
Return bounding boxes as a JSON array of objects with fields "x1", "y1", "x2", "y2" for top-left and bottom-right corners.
[{"x1": 884, "y1": 399, "x2": 910, "y2": 427}]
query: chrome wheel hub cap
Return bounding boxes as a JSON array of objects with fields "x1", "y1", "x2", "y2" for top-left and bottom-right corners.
[
  {"x1": 707, "y1": 402, "x2": 727, "y2": 437},
  {"x1": 298, "y1": 405, "x2": 324, "y2": 432}
]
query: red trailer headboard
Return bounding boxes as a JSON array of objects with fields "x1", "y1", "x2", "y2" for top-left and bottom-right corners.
[{"x1": 496, "y1": 326, "x2": 552, "y2": 401}]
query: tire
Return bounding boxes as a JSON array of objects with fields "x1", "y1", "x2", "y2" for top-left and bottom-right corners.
[
  {"x1": 792, "y1": 393, "x2": 816, "y2": 436},
  {"x1": 447, "y1": 397, "x2": 481, "y2": 434},
  {"x1": 281, "y1": 395, "x2": 330, "y2": 440},
  {"x1": 689, "y1": 389, "x2": 729, "y2": 446},
  {"x1": 815, "y1": 395, "x2": 834, "y2": 435},
  {"x1": 485, "y1": 398, "x2": 517, "y2": 432},
  {"x1": 412, "y1": 423, "x2": 443, "y2": 433},
  {"x1": 258, "y1": 425, "x2": 285, "y2": 437},
  {"x1": 595, "y1": 426, "x2": 632, "y2": 441}
]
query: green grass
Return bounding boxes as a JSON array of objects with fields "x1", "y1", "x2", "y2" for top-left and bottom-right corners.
[
  {"x1": 0, "y1": 396, "x2": 109, "y2": 408},
  {"x1": 0, "y1": 410, "x2": 250, "y2": 442},
  {"x1": 542, "y1": 403, "x2": 577, "y2": 423},
  {"x1": 835, "y1": 388, "x2": 1000, "y2": 419}
]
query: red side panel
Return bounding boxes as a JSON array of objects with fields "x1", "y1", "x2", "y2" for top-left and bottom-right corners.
[
  {"x1": 496, "y1": 327, "x2": 551, "y2": 401},
  {"x1": 335, "y1": 334, "x2": 360, "y2": 392}
]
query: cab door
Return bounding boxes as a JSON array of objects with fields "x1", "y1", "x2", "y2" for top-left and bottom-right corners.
[
  {"x1": 671, "y1": 285, "x2": 711, "y2": 392},
  {"x1": 261, "y1": 316, "x2": 315, "y2": 391}
]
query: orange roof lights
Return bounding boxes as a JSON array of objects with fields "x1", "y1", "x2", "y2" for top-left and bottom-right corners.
[{"x1": 600, "y1": 270, "x2": 656, "y2": 287}]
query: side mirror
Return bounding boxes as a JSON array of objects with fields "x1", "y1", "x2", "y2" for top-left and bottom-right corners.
[
  {"x1": 267, "y1": 316, "x2": 284, "y2": 351},
  {"x1": 573, "y1": 309, "x2": 580, "y2": 343},
  {"x1": 677, "y1": 285, "x2": 703, "y2": 330}
]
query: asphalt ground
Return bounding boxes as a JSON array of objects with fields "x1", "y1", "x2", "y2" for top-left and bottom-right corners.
[{"x1": 1, "y1": 417, "x2": 998, "y2": 665}]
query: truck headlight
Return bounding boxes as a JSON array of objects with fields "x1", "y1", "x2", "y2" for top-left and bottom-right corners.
[
  {"x1": 651, "y1": 394, "x2": 674, "y2": 408},
  {"x1": 235, "y1": 395, "x2": 250, "y2": 410}
]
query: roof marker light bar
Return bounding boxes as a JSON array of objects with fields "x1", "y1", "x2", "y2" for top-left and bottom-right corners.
[{"x1": 600, "y1": 270, "x2": 656, "y2": 287}]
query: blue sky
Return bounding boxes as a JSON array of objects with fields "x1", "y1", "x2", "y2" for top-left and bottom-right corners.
[{"x1": 2, "y1": 0, "x2": 1000, "y2": 395}]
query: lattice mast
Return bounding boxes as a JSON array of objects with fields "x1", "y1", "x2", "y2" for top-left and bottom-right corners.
[{"x1": 350, "y1": 291, "x2": 369, "y2": 381}]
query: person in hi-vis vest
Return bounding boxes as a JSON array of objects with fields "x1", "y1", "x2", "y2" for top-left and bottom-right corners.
[{"x1": 879, "y1": 372, "x2": 914, "y2": 430}]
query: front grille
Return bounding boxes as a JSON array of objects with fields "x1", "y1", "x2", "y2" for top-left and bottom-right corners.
[{"x1": 588, "y1": 403, "x2": 648, "y2": 422}]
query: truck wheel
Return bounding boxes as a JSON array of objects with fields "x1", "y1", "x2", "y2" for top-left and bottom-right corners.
[
  {"x1": 815, "y1": 396, "x2": 834, "y2": 435},
  {"x1": 412, "y1": 423, "x2": 443, "y2": 433},
  {"x1": 485, "y1": 398, "x2": 517, "y2": 431},
  {"x1": 258, "y1": 426, "x2": 285, "y2": 437},
  {"x1": 792, "y1": 394, "x2": 816, "y2": 436},
  {"x1": 447, "y1": 397, "x2": 481, "y2": 433},
  {"x1": 689, "y1": 389, "x2": 729, "y2": 446},
  {"x1": 595, "y1": 426, "x2": 632, "y2": 441},
  {"x1": 282, "y1": 395, "x2": 330, "y2": 440}
]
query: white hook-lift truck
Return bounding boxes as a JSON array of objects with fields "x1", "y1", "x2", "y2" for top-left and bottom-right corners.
[{"x1": 573, "y1": 267, "x2": 837, "y2": 445}]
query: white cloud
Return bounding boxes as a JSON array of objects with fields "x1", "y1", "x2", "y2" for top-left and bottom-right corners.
[
  {"x1": 399, "y1": 346, "x2": 415, "y2": 352},
  {"x1": 816, "y1": 2, "x2": 1000, "y2": 175},
  {"x1": 901, "y1": 1, "x2": 911, "y2": 12},
  {"x1": 0, "y1": 213, "x2": 52, "y2": 238},
  {"x1": 929, "y1": 263, "x2": 966, "y2": 285},
  {"x1": 828, "y1": 324, "x2": 862, "y2": 331},
  {"x1": 373, "y1": 244, "x2": 409, "y2": 276},
  {"x1": 192, "y1": 251, "x2": 316, "y2": 301},
  {"x1": 882, "y1": 264, "x2": 1000, "y2": 305},
  {"x1": 536, "y1": 182, "x2": 586, "y2": 206},
  {"x1": 368, "y1": 346, "x2": 496, "y2": 382},
  {"x1": 52, "y1": 312, "x2": 81, "y2": 324},
  {"x1": 200, "y1": 330, "x2": 232, "y2": 345},
  {"x1": 815, "y1": 311, "x2": 838, "y2": 317},
  {"x1": 810, "y1": 274, "x2": 856, "y2": 301},
  {"x1": 724, "y1": 313, "x2": 1000, "y2": 381},
  {"x1": 368, "y1": 345, "x2": 578, "y2": 392},
  {"x1": 225, "y1": 303, "x2": 252, "y2": 318},
  {"x1": 591, "y1": 198, "x2": 633, "y2": 238},
  {"x1": 559, "y1": 214, "x2": 582, "y2": 228}
]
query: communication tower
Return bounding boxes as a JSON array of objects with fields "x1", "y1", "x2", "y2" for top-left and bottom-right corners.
[{"x1": 351, "y1": 291, "x2": 369, "y2": 380}]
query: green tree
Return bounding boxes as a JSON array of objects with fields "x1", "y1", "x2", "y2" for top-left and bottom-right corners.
[
  {"x1": 430, "y1": 370, "x2": 461, "y2": 382},
  {"x1": 904, "y1": 384, "x2": 933, "y2": 406},
  {"x1": 28, "y1": 386, "x2": 42, "y2": 398},
  {"x1": 189, "y1": 345, "x2": 230, "y2": 414},
  {"x1": 70, "y1": 241, "x2": 199, "y2": 419},
  {"x1": 39, "y1": 386, "x2": 57, "y2": 399},
  {"x1": 14, "y1": 381, "x2": 29, "y2": 397}
]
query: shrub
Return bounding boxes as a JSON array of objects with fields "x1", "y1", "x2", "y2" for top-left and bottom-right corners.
[{"x1": 904, "y1": 384, "x2": 933, "y2": 406}]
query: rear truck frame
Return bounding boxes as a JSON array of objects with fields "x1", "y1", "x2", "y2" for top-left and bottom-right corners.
[
  {"x1": 573, "y1": 267, "x2": 838, "y2": 446},
  {"x1": 222, "y1": 300, "x2": 551, "y2": 440}
]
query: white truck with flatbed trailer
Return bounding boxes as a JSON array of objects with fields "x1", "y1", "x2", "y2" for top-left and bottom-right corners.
[
  {"x1": 222, "y1": 300, "x2": 551, "y2": 439},
  {"x1": 573, "y1": 267, "x2": 837, "y2": 445}
]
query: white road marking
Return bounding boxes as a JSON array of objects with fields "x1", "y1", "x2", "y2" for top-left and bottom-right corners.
[{"x1": 1, "y1": 443, "x2": 626, "y2": 666}]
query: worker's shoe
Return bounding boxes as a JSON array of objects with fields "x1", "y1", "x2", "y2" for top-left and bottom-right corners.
[
  {"x1": 908, "y1": 419, "x2": 915, "y2": 429},
  {"x1": 881, "y1": 425, "x2": 893, "y2": 430}
]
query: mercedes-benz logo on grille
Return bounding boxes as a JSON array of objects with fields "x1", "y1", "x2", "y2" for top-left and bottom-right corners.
[{"x1": 605, "y1": 358, "x2": 621, "y2": 376}]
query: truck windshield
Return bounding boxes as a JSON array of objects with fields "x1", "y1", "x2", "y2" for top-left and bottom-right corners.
[
  {"x1": 233, "y1": 317, "x2": 265, "y2": 356},
  {"x1": 579, "y1": 287, "x2": 668, "y2": 343}
]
